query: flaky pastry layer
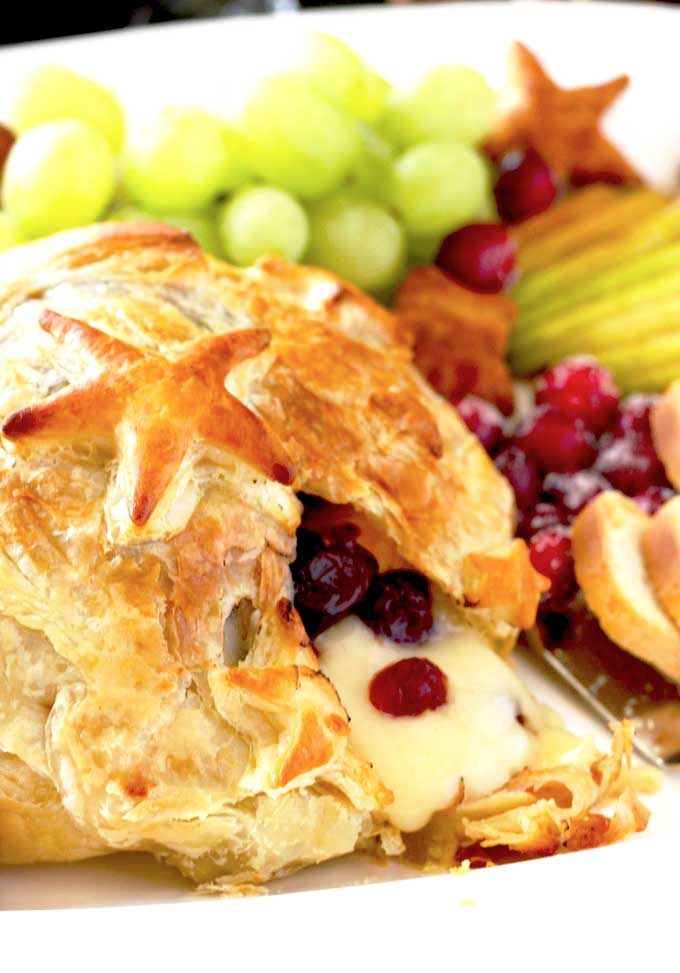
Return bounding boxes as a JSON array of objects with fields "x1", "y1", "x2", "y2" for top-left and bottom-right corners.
[{"x1": 0, "y1": 223, "x2": 630, "y2": 885}]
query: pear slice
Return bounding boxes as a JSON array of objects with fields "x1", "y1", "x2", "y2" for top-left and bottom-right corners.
[
  {"x1": 514, "y1": 196, "x2": 680, "y2": 309},
  {"x1": 518, "y1": 242, "x2": 680, "y2": 329},
  {"x1": 509, "y1": 184, "x2": 619, "y2": 247},
  {"x1": 517, "y1": 189, "x2": 667, "y2": 275},
  {"x1": 512, "y1": 268, "x2": 680, "y2": 373}
]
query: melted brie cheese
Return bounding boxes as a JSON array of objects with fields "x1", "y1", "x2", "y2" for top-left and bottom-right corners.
[{"x1": 317, "y1": 616, "x2": 550, "y2": 832}]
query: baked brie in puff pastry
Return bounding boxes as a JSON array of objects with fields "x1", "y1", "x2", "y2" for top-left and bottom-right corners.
[{"x1": 0, "y1": 223, "x2": 649, "y2": 887}]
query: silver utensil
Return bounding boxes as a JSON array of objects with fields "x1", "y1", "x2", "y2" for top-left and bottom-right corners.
[{"x1": 526, "y1": 618, "x2": 680, "y2": 768}]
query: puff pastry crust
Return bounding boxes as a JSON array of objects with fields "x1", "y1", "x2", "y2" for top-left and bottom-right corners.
[{"x1": 0, "y1": 223, "x2": 539, "y2": 885}]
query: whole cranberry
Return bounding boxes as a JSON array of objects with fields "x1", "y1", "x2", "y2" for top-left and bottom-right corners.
[
  {"x1": 595, "y1": 437, "x2": 668, "y2": 496},
  {"x1": 436, "y1": 223, "x2": 517, "y2": 293},
  {"x1": 0, "y1": 125, "x2": 14, "y2": 182},
  {"x1": 528, "y1": 526, "x2": 577, "y2": 613},
  {"x1": 494, "y1": 148, "x2": 559, "y2": 224},
  {"x1": 294, "y1": 542, "x2": 377, "y2": 619},
  {"x1": 612, "y1": 393, "x2": 659, "y2": 440},
  {"x1": 634, "y1": 485, "x2": 676, "y2": 515},
  {"x1": 513, "y1": 405, "x2": 597, "y2": 474},
  {"x1": 494, "y1": 445, "x2": 542, "y2": 512},
  {"x1": 292, "y1": 527, "x2": 324, "y2": 570},
  {"x1": 457, "y1": 395, "x2": 506, "y2": 454},
  {"x1": 360, "y1": 570, "x2": 433, "y2": 645},
  {"x1": 369, "y1": 657, "x2": 448, "y2": 717},
  {"x1": 517, "y1": 500, "x2": 569, "y2": 539},
  {"x1": 535, "y1": 357, "x2": 619, "y2": 435},
  {"x1": 569, "y1": 168, "x2": 626, "y2": 189},
  {"x1": 542, "y1": 469, "x2": 611, "y2": 517}
]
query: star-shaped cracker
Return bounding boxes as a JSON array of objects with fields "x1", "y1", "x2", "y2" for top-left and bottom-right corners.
[
  {"x1": 2, "y1": 309, "x2": 294, "y2": 525},
  {"x1": 486, "y1": 42, "x2": 641, "y2": 185}
]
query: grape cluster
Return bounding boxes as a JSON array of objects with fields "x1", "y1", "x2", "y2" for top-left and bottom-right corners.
[{"x1": 0, "y1": 35, "x2": 501, "y2": 294}]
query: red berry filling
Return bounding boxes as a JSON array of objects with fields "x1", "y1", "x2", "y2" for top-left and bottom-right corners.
[
  {"x1": 513, "y1": 405, "x2": 597, "y2": 474},
  {"x1": 457, "y1": 395, "x2": 506, "y2": 454},
  {"x1": 535, "y1": 356, "x2": 619, "y2": 435},
  {"x1": 494, "y1": 148, "x2": 559, "y2": 224},
  {"x1": 369, "y1": 657, "x2": 448, "y2": 717},
  {"x1": 360, "y1": 570, "x2": 433, "y2": 645},
  {"x1": 436, "y1": 223, "x2": 517, "y2": 294},
  {"x1": 294, "y1": 542, "x2": 377, "y2": 618}
]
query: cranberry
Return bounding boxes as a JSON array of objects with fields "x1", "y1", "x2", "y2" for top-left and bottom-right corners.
[
  {"x1": 634, "y1": 485, "x2": 676, "y2": 515},
  {"x1": 0, "y1": 125, "x2": 14, "y2": 182},
  {"x1": 513, "y1": 406, "x2": 597, "y2": 474},
  {"x1": 595, "y1": 437, "x2": 668, "y2": 496},
  {"x1": 612, "y1": 393, "x2": 659, "y2": 440},
  {"x1": 528, "y1": 526, "x2": 577, "y2": 612},
  {"x1": 360, "y1": 570, "x2": 433, "y2": 645},
  {"x1": 542, "y1": 470, "x2": 611, "y2": 517},
  {"x1": 494, "y1": 445, "x2": 541, "y2": 512},
  {"x1": 369, "y1": 657, "x2": 448, "y2": 717},
  {"x1": 294, "y1": 542, "x2": 377, "y2": 619},
  {"x1": 538, "y1": 610, "x2": 571, "y2": 643},
  {"x1": 569, "y1": 168, "x2": 626, "y2": 189},
  {"x1": 435, "y1": 223, "x2": 517, "y2": 294},
  {"x1": 535, "y1": 357, "x2": 619, "y2": 435},
  {"x1": 517, "y1": 501, "x2": 568, "y2": 539},
  {"x1": 457, "y1": 395, "x2": 506, "y2": 454},
  {"x1": 494, "y1": 148, "x2": 559, "y2": 224}
]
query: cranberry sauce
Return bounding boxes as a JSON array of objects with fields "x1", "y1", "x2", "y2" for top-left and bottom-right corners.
[
  {"x1": 359, "y1": 570, "x2": 434, "y2": 645},
  {"x1": 292, "y1": 499, "x2": 433, "y2": 644}
]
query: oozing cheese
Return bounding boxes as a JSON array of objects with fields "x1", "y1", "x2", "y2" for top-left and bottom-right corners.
[{"x1": 317, "y1": 616, "x2": 549, "y2": 832}]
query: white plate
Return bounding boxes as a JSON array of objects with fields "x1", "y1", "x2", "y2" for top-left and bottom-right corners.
[{"x1": 1, "y1": 2, "x2": 680, "y2": 965}]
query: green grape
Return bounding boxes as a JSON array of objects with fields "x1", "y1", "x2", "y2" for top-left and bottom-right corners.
[
  {"x1": 107, "y1": 206, "x2": 222, "y2": 256},
  {"x1": 8, "y1": 65, "x2": 125, "y2": 153},
  {"x1": 390, "y1": 140, "x2": 489, "y2": 238},
  {"x1": 123, "y1": 107, "x2": 227, "y2": 214},
  {"x1": 301, "y1": 33, "x2": 390, "y2": 124},
  {"x1": 407, "y1": 234, "x2": 441, "y2": 266},
  {"x1": 220, "y1": 125, "x2": 252, "y2": 194},
  {"x1": 240, "y1": 73, "x2": 361, "y2": 200},
  {"x1": 474, "y1": 191, "x2": 500, "y2": 222},
  {"x1": 381, "y1": 66, "x2": 497, "y2": 149},
  {"x1": 218, "y1": 186, "x2": 309, "y2": 266},
  {"x1": 106, "y1": 205, "x2": 149, "y2": 221},
  {"x1": 350, "y1": 124, "x2": 395, "y2": 203},
  {"x1": 307, "y1": 192, "x2": 406, "y2": 294},
  {"x1": 0, "y1": 213, "x2": 24, "y2": 253},
  {"x1": 2, "y1": 121, "x2": 116, "y2": 238},
  {"x1": 161, "y1": 211, "x2": 222, "y2": 257}
]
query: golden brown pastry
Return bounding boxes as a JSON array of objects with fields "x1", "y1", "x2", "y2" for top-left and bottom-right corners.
[{"x1": 0, "y1": 223, "x2": 649, "y2": 886}]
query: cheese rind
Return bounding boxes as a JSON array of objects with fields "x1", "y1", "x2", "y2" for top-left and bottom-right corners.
[{"x1": 317, "y1": 616, "x2": 548, "y2": 832}]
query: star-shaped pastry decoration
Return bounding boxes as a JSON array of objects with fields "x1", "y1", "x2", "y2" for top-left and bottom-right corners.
[
  {"x1": 486, "y1": 42, "x2": 641, "y2": 185},
  {"x1": 2, "y1": 309, "x2": 294, "y2": 526}
]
